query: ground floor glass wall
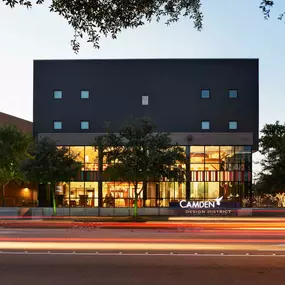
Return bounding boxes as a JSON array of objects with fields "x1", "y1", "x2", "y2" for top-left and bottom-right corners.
[{"x1": 54, "y1": 145, "x2": 252, "y2": 207}]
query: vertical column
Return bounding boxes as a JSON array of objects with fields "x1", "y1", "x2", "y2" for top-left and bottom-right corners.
[
  {"x1": 186, "y1": 145, "x2": 190, "y2": 200},
  {"x1": 143, "y1": 181, "x2": 147, "y2": 207},
  {"x1": 98, "y1": 145, "x2": 103, "y2": 207},
  {"x1": 156, "y1": 183, "x2": 160, "y2": 207},
  {"x1": 249, "y1": 154, "x2": 253, "y2": 207}
]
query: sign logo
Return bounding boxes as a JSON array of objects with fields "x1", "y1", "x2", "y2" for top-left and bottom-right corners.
[{"x1": 179, "y1": 197, "x2": 223, "y2": 209}]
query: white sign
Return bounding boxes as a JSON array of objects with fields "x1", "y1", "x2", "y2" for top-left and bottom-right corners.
[{"x1": 179, "y1": 197, "x2": 223, "y2": 209}]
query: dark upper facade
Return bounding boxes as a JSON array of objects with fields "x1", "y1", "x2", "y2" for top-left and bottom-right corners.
[{"x1": 33, "y1": 59, "x2": 259, "y2": 150}]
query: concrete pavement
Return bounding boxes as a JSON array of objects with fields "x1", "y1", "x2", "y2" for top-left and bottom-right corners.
[{"x1": 0, "y1": 254, "x2": 285, "y2": 285}]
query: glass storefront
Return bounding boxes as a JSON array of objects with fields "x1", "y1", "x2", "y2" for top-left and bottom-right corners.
[{"x1": 55, "y1": 145, "x2": 252, "y2": 207}]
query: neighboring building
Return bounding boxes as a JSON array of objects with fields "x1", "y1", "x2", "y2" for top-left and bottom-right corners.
[
  {"x1": 0, "y1": 112, "x2": 36, "y2": 206},
  {"x1": 0, "y1": 112, "x2": 32, "y2": 133},
  {"x1": 33, "y1": 59, "x2": 259, "y2": 209}
]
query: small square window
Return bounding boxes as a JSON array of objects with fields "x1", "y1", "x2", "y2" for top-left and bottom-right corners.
[
  {"x1": 81, "y1": 90, "x2": 89, "y2": 99},
  {"x1": 142, "y1": 95, "x2": 148, "y2": 106},
  {"x1": 229, "y1": 89, "x2": 238, "y2": 99},
  {"x1": 229, "y1": 121, "x2": 238, "y2": 130},
  {"x1": 53, "y1": 121, "x2": 62, "y2": 130},
  {"x1": 201, "y1": 89, "x2": 210, "y2": 99},
  {"x1": 54, "y1": 90, "x2": 62, "y2": 99},
  {"x1": 201, "y1": 121, "x2": 210, "y2": 130},
  {"x1": 81, "y1": 121, "x2": 89, "y2": 130}
]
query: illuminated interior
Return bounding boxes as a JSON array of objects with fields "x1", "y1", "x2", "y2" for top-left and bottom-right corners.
[{"x1": 55, "y1": 145, "x2": 252, "y2": 207}]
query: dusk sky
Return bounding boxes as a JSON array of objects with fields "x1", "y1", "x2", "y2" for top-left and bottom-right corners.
[{"x1": 0, "y1": 0, "x2": 284, "y2": 174}]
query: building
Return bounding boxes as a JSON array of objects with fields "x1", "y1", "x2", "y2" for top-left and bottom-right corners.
[
  {"x1": 0, "y1": 112, "x2": 36, "y2": 206},
  {"x1": 0, "y1": 112, "x2": 32, "y2": 133},
  {"x1": 33, "y1": 59, "x2": 258, "y2": 209}
]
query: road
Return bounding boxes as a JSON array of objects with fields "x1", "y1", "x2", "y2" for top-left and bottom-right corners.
[
  {"x1": 0, "y1": 226, "x2": 285, "y2": 253},
  {"x1": 1, "y1": 225, "x2": 285, "y2": 284},
  {"x1": 1, "y1": 254, "x2": 285, "y2": 285}
]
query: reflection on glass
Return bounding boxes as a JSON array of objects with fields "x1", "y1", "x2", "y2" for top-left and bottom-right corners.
[
  {"x1": 205, "y1": 146, "x2": 219, "y2": 163},
  {"x1": 205, "y1": 164, "x2": 219, "y2": 171},
  {"x1": 190, "y1": 146, "x2": 205, "y2": 163},
  {"x1": 55, "y1": 182, "x2": 69, "y2": 207},
  {"x1": 85, "y1": 182, "x2": 98, "y2": 207},
  {"x1": 159, "y1": 182, "x2": 186, "y2": 203},
  {"x1": 220, "y1": 181, "x2": 234, "y2": 198},
  {"x1": 84, "y1": 146, "x2": 99, "y2": 170},
  {"x1": 190, "y1": 182, "x2": 204, "y2": 199},
  {"x1": 69, "y1": 182, "x2": 85, "y2": 207},
  {"x1": 190, "y1": 164, "x2": 205, "y2": 170},
  {"x1": 70, "y1": 147, "x2": 85, "y2": 162},
  {"x1": 220, "y1": 146, "x2": 234, "y2": 171},
  {"x1": 53, "y1": 145, "x2": 252, "y2": 207},
  {"x1": 176, "y1": 146, "x2": 186, "y2": 169},
  {"x1": 102, "y1": 182, "x2": 143, "y2": 208},
  {"x1": 205, "y1": 182, "x2": 219, "y2": 198},
  {"x1": 235, "y1": 146, "x2": 252, "y2": 171},
  {"x1": 175, "y1": 182, "x2": 186, "y2": 200},
  {"x1": 160, "y1": 182, "x2": 174, "y2": 203}
]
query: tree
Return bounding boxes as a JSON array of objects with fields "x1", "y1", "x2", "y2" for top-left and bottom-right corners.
[
  {"x1": 20, "y1": 137, "x2": 82, "y2": 215},
  {"x1": 260, "y1": 1, "x2": 285, "y2": 21},
  {"x1": 259, "y1": 121, "x2": 285, "y2": 193},
  {"x1": 95, "y1": 117, "x2": 186, "y2": 218},
  {"x1": 0, "y1": 124, "x2": 32, "y2": 206},
  {"x1": 3, "y1": 1, "x2": 283, "y2": 53}
]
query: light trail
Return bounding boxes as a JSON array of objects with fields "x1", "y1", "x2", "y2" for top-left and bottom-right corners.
[
  {"x1": 0, "y1": 241, "x2": 283, "y2": 251},
  {"x1": 167, "y1": 217, "x2": 285, "y2": 222},
  {"x1": 0, "y1": 237, "x2": 284, "y2": 243},
  {"x1": 2, "y1": 221, "x2": 285, "y2": 229}
]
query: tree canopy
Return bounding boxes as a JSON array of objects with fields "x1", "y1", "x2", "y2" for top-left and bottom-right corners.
[
  {"x1": 259, "y1": 121, "x2": 285, "y2": 193},
  {"x1": 3, "y1": 0, "x2": 282, "y2": 53},
  {"x1": 0, "y1": 124, "x2": 32, "y2": 203},
  {"x1": 94, "y1": 117, "x2": 186, "y2": 216},
  {"x1": 20, "y1": 136, "x2": 82, "y2": 214}
]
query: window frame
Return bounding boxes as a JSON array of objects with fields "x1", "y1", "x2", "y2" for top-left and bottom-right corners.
[
  {"x1": 142, "y1": 95, "x2": 149, "y2": 106},
  {"x1": 80, "y1": 90, "x2": 90, "y2": 99},
  {"x1": 80, "y1": 120, "x2": 90, "y2": 130},
  {"x1": 201, "y1": 89, "x2": 211, "y2": 99},
  {"x1": 53, "y1": 120, "x2": 63, "y2": 130},
  {"x1": 229, "y1": 89, "x2": 238, "y2": 99},
  {"x1": 229, "y1": 121, "x2": 238, "y2": 130},
  {"x1": 53, "y1": 90, "x2": 63, "y2": 99},
  {"x1": 201, "y1": 120, "x2": 211, "y2": 130}
]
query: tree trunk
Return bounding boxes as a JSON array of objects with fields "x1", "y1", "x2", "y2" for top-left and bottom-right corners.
[
  {"x1": 51, "y1": 183, "x2": 57, "y2": 216},
  {"x1": 1, "y1": 184, "x2": 4, "y2": 207},
  {"x1": 1, "y1": 182, "x2": 8, "y2": 207},
  {"x1": 133, "y1": 183, "x2": 138, "y2": 218}
]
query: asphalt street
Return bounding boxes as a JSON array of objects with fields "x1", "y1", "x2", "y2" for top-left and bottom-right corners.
[
  {"x1": 0, "y1": 228, "x2": 285, "y2": 253},
  {"x1": 0, "y1": 254, "x2": 285, "y2": 285}
]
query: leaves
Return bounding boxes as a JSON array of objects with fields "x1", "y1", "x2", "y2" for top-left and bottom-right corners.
[
  {"x1": 3, "y1": 0, "x2": 203, "y2": 53},
  {"x1": 20, "y1": 137, "x2": 82, "y2": 185},
  {"x1": 94, "y1": 117, "x2": 186, "y2": 193},
  {"x1": 3, "y1": 0, "x2": 285, "y2": 53},
  {"x1": 0, "y1": 124, "x2": 32, "y2": 185},
  {"x1": 259, "y1": 121, "x2": 285, "y2": 192}
]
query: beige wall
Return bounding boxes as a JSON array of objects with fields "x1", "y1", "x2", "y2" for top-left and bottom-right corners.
[{"x1": 38, "y1": 132, "x2": 254, "y2": 147}]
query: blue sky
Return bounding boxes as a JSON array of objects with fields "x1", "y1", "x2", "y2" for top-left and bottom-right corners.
[{"x1": 0, "y1": 0, "x2": 284, "y2": 173}]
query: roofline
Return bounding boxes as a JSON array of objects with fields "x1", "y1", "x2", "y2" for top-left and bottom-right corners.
[
  {"x1": 33, "y1": 58, "x2": 259, "y2": 62},
  {"x1": 0, "y1": 112, "x2": 32, "y2": 123}
]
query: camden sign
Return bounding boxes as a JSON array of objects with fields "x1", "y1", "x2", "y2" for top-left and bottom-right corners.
[{"x1": 179, "y1": 197, "x2": 232, "y2": 216}]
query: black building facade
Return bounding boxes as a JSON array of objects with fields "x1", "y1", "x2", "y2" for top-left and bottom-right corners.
[{"x1": 33, "y1": 59, "x2": 259, "y2": 208}]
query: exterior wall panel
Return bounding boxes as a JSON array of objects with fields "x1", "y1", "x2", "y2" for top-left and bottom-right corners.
[{"x1": 33, "y1": 58, "x2": 259, "y2": 150}]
